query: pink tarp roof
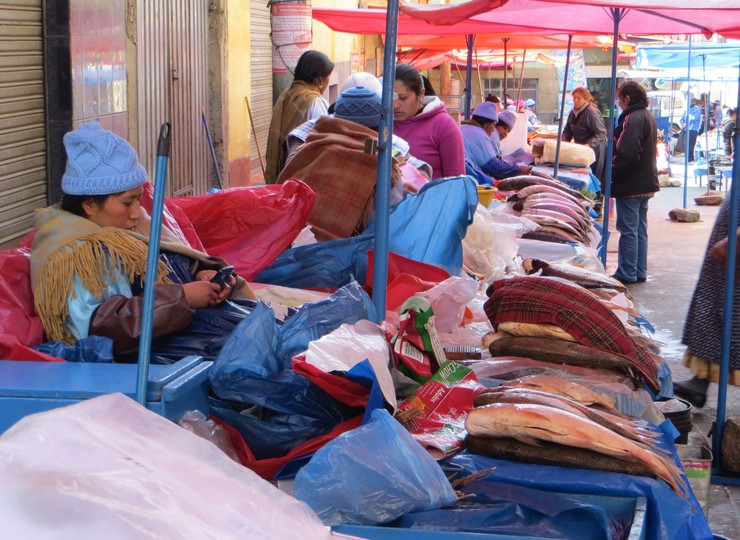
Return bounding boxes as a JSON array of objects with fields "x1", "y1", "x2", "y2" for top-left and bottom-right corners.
[
  {"x1": 313, "y1": 0, "x2": 740, "y2": 40},
  {"x1": 396, "y1": 33, "x2": 621, "y2": 51}
]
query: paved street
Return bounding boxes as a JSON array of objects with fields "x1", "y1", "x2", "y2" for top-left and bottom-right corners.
[{"x1": 605, "y1": 154, "x2": 739, "y2": 538}]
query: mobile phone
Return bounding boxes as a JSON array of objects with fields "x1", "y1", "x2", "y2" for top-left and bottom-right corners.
[{"x1": 210, "y1": 266, "x2": 234, "y2": 287}]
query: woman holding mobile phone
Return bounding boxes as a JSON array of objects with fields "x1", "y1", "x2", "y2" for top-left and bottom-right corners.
[{"x1": 31, "y1": 122, "x2": 255, "y2": 363}]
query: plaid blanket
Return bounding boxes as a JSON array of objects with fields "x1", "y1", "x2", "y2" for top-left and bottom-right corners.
[
  {"x1": 278, "y1": 116, "x2": 399, "y2": 241},
  {"x1": 484, "y1": 276, "x2": 659, "y2": 391}
]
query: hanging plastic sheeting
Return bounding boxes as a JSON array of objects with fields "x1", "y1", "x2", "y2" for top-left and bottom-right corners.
[
  {"x1": 256, "y1": 176, "x2": 478, "y2": 290},
  {"x1": 169, "y1": 180, "x2": 315, "y2": 281},
  {"x1": 294, "y1": 408, "x2": 458, "y2": 526},
  {"x1": 208, "y1": 282, "x2": 376, "y2": 469},
  {"x1": 0, "y1": 394, "x2": 334, "y2": 540},
  {"x1": 0, "y1": 247, "x2": 43, "y2": 357}
]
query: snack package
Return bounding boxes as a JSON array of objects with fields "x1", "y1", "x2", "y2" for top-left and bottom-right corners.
[
  {"x1": 397, "y1": 360, "x2": 485, "y2": 458},
  {"x1": 392, "y1": 296, "x2": 447, "y2": 381}
]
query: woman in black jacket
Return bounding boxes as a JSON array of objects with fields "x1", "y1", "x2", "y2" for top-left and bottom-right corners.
[{"x1": 610, "y1": 81, "x2": 660, "y2": 285}]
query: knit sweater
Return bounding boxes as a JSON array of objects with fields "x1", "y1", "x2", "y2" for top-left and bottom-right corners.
[{"x1": 393, "y1": 97, "x2": 465, "y2": 180}]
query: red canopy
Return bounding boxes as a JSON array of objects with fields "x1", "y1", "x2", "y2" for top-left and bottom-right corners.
[
  {"x1": 396, "y1": 33, "x2": 622, "y2": 52},
  {"x1": 313, "y1": 0, "x2": 740, "y2": 40}
]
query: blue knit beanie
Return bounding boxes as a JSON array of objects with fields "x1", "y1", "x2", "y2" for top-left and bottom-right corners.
[
  {"x1": 472, "y1": 102, "x2": 498, "y2": 122},
  {"x1": 334, "y1": 86, "x2": 382, "y2": 129},
  {"x1": 62, "y1": 121, "x2": 148, "y2": 195}
]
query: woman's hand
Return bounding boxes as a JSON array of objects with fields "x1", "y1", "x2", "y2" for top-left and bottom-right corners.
[
  {"x1": 182, "y1": 281, "x2": 226, "y2": 308},
  {"x1": 709, "y1": 235, "x2": 740, "y2": 264},
  {"x1": 195, "y1": 269, "x2": 237, "y2": 298}
]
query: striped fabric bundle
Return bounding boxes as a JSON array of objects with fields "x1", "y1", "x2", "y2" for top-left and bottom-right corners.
[{"x1": 484, "y1": 276, "x2": 660, "y2": 391}]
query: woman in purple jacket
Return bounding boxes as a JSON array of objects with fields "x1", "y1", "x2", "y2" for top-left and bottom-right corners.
[{"x1": 392, "y1": 64, "x2": 465, "y2": 180}]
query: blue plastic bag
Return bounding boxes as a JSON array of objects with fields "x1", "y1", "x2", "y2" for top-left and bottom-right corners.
[
  {"x1": 207, "y1": 282, "x2": 375, "y2": 459},
  {"x1": 294, "y1": 408, "x2": 458, "y2": 525},
  {"x1": 256, "y1": 176, "x2": 478, "y2": 289},
  {"x1": 35, "y1": 335, "x2": 115, "y2": 363}
]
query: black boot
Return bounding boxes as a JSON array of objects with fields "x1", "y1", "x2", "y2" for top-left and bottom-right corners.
[{"x1": 673, "y1": 376, "x2": 709, "y2": 408}]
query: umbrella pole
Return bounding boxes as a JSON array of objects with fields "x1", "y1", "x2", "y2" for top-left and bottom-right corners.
[
  {"x1": 465, "y1": 34, "x2": 474, "y2": 119},
  {"x1": 711, "y1": 63, "x2": 740, "y2": 480},
  {"x1": 553, "y1": 37, "x2": 572, "y2": 179},
  {"x1": 136, "y1": 123, "x2": 171, "y2": 405},
  {"x1": 475, "y1": 49, "x2": 484, "y2": 105},
  {"x1": 371, "y1": 0, "x2": 399, "y2": 323},
  {"x1": 598, "y1": 8, "x2": 627, "y2": 266},
  {"x1": 201, "y1": 107, "x2": 223, "y2": 190},
  {"x1": 245, "y1": 96, "x2": 266, "y2": 181},
  {"x1": 502, "y1": 37, "x2": 509, "y2": 103},
  {"x1": 682, "y1": 36, "x2": 692, "y2": 210}
]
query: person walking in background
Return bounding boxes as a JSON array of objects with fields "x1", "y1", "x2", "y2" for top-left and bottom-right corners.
[
  {"x1": 676, "y1": 195, "x2": 740, "y2": 408},
  {"x1": 265, "y1": 50, "x2": 334, "y2": 183},
  {"x1": 392, "y1": 64, "x2": 465, "y2": 180},
  {"x1": 610, "y1": 81, "x2": 659, "y2": 286},
  {"x1": 722, "y1": 108, "x2": 736, "y2": 157},
  {"x1": 562, "y1": 86, "x2": 608, "y2": 213},
  {"x1": 679, "y1": 98, "x2": 703, "y2": 163}
]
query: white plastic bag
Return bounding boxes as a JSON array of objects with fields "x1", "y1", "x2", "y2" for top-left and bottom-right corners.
[
  {"x1": 417, "y1": 276, "x2": 479, "y2": 333},
  {"x1": 0, "y1": 394, "x2": 333, "y2": 540},
  {"x1": 541, "y1": 139, "x2": 595, "y2": 167}
]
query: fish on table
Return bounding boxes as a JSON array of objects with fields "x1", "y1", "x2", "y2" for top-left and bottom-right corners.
[{"x1": 465, "y1": 402, "x2": 686, "y2": 496}]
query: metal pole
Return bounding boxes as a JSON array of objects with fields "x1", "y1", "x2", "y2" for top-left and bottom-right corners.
[
  {"x1": 465, "y1": 35, "x2": 474, "y2": 119},
  {"x1": 502, "y1": 37, "x2": 509, "y2": 104},
  {"x1": 553, "y1": 36, "x2": 573, "y2": 179},
  {"x1": 683, "y1": 36, "x2": 693, "y2": 209},
  {"x1": 136, "y1": 123, "x2": 171, "y2": 405},
  {"x1": 598, "y1": 8, "x2": 626, "y2": 266},
  {"x1": 371, "y1": 0, "x2": 399, "y2": 322},
  {"x1": 201, "y1": 107, "x2": 223, "y2": 190},
  {"x1": 516, "y1": 50, "x2": 526, "y2": 105},
  {"x1": 711, "y1": 58, "x2": 740, "y2": 476}
]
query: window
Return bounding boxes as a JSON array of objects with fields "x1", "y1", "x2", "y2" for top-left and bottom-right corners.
[{"x1": 482, "y1": 77, "x2": 537, "y2": 105}]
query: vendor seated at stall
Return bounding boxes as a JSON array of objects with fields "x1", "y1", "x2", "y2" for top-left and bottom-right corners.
[
  {"x1": 461, "y1": 103, "x2": 532, "y2": 181},
  {"x1": 284, "y1": 73, "x2": 432, "y2": 182},
  {"x1": 278, "y1": 85, "x2": 411, "y2": 241},
  {"x1": 30, "y1": 122, "x2": 256, "y2": 363},
  {"x1": 525, "y1": 99, "x2": 539, "y2": 126}
]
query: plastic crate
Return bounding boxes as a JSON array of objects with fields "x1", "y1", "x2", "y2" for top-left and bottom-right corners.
[{"x1": 0, "y1": 356, "x2": 212, "y2": 434}]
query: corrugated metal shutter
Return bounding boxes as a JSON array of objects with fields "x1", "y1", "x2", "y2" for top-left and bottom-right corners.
[
  {"x1": 250, "y1": 0, "x2": 272, "y2": 182},
  {"x1": 0, "y1": 1, "x2": 46, "y2": 246},
  {"x1": 137, "y1": 0, "x2": 209, "y2": 197}
]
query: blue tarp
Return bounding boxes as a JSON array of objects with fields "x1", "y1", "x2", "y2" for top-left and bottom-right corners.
[
  {"x1": 441, "y1": 420, "x2": 713, "y2": 540},
  {"x1": 255, "y1": 176, "x2": 478, "y2": 290},
  {"x1": 636, "y1": 44, "x2": 740, "y2": 71}
]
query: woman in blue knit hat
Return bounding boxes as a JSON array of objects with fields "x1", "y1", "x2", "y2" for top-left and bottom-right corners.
[{"x1": 30, "y1": 122, "x2": 256, "y2": 363}]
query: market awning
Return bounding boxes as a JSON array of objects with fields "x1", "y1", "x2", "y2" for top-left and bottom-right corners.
[{"x1": 636, "y1": 44, "x2": 740, "y2": 70}]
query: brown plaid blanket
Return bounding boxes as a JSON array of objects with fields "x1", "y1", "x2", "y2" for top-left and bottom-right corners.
[{"x1": 277, "y1": 116, "x2": 399, "y2": 241}]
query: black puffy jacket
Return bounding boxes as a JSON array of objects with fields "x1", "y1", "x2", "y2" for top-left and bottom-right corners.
[{"x1": 611, "y1": 104, "x2": 659, "y2": 198}]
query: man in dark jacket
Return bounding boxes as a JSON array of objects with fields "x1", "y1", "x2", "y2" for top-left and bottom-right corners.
[{"x1": 610, "y1": 81, "x2": 660, "y2": 285}]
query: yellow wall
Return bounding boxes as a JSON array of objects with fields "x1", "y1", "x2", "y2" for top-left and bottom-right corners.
[{"x1": 228, "y1": 0, "x2": 251, "y2": 180}]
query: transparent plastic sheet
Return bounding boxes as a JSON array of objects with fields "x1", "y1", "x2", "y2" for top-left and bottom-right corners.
[
  {"x1": 177, "y1": 410, "x2": 241, "y2": 462},
  {"x1": 0, "y1": 394, "x2": 333, "y2": 540},
  {"x1": 294, "y1": 409, "x2": 458, "y2": 526},
  {"x1": 417, "y1": 276, "x2": 479, "y2": 334},
  {"x1": 256, "y1": 176, "x2": 478, "y2": 289}
]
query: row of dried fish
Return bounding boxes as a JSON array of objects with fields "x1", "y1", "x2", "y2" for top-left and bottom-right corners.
[
  {"x1": 497, "y1": 175, "x2": 596, "y2": 246},
  {"x1": 464, "y1": 378, "x2": 686, "y2": 496}
]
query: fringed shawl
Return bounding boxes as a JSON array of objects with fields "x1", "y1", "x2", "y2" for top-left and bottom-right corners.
[
  {"x1": 31, "y1": 206, "x2": 211, "y2": 344},
  {"x1": 265, "y1": 80, "x2": 322, "y2": 184}
]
